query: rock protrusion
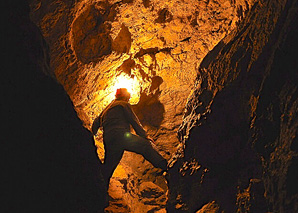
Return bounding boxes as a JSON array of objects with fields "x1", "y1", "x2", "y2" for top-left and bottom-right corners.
[
  {"x1": 112, "y1": 23, "x2": 132, "y2": 54},
  {"x1": 71, "y1": 4, "x2": 113, "y2": 64}
]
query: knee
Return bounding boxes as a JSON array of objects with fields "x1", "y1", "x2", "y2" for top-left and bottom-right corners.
[{"x1": 158, "y1": 159, "x2": 168, "y2": 171}]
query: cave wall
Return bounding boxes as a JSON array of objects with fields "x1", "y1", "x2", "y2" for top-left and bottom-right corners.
[
  {"x1": 27, "y1": 0, "x2": 259, "y2": 211},
  {"x1": 2, "y1": 1, "x2": 106, "y2": 212},
  {"x1": 27, "y1": 0, "x2": 257, "y2": 154},
  {"x1": 24, "y1": 0, "x2": 298, "y2": 212},
  {"x1": 169, "y1": 0, "x2": 298, "y2": 212},
  {"x1": 2, "y1": 0, "x2": 296, "y2": 212}
]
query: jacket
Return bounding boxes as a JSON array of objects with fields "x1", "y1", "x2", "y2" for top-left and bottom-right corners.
[{"x1": 92, "y1": 99, "x2": 147, "y2": 138}]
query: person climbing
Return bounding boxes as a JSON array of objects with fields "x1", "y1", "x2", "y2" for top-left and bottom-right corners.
[{"x1": 92, "y1": 88, "x2": 168, "y2": 189}]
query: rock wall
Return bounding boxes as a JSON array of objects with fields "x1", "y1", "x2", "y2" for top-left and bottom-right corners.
[
  {"x1": 28, "y1": 0, "x2": 258, "y2": 211},
  {"x1": 3, "y1": 0, "x2": 297, "y2": 212},
  {"x1": 169, "y1": 0, "x2": 298, "y2": 212},
  {"x1": 2, "y1": 1, "x2": 106, "y2": 212}
]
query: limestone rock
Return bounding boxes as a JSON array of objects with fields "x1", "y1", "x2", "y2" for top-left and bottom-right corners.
[
  {"x1": 169, "y1": 0, "x2": 298, "y2": 212},
  {"x1": 139, "y1": 181, "x2": 165, "y2": 199},
  {"x1": 196, "y1": 201, "x2": 220, "y2": 213},
  {"x1": 71, "y1": 4, "x2": 113, "y2": 64},
  {"x1": 112, "y1": 23, "x2": 132, "y2": 53},
  {"x1": 28, "y1": 0, "x2": 261, "y2": 211}
]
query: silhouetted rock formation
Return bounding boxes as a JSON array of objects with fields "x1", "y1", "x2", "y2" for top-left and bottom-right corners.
[
  {"x1": 2, "y1": 1, "x2": 106, "y2": 212},
  {"x1": 169, "y1": 0, "x2": 298, "y2": 212}
]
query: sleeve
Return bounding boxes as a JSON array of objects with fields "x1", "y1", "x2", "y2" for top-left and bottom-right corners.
[
  {"x1": 91, "y1": 115, "x2": 101, "y2": 135},
  {"x1": 91, "y1": 100, "x2": 115, "y2": 135},
  {"x1": 123, "y1": 103, "x2": 147, "y2": 138}
]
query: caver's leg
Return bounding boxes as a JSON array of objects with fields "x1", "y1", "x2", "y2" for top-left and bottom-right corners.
[
  {"x1": 122, "y1": 132, "x2": 167, "y2": 171},
  {"x1": 102, "y1": 144, "x2": 124, "y2": 190}
]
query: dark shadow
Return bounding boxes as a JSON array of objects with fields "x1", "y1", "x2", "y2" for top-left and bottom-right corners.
[
  {"x1": 3, "y1": 2, "x2": 107, "y2": 212},
  {"x1": 132, "y1": 89, "x2": 165, "y2": 128},
  {"x1": 117, "y1": 57, "x2": 135, "y2": 76},
  {"x1": 155, "y1": 8, "x2": 173, "y2": 23}
]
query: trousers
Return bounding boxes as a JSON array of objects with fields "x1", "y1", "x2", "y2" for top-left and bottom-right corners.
[{"x1": 101, "y1": 131, "x2": 167, "y2": 189}]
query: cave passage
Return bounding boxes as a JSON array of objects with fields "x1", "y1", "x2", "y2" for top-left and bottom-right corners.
[
  {"x1": 5, "y1": 0, "x2": 297, "y2": 212},
  {"x1": 27, "y1": 0, "x2": 261, "y2": 212}
]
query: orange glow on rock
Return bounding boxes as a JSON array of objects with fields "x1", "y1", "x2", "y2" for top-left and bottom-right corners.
[
  {"x1": 114, "y1": 74, "x2": 134, "y2": 94},
  {"x1": 112, "y1": 73, "x2": 141, "y2": 104}
]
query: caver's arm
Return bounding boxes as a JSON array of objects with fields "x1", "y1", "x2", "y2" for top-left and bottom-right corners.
[{"x1": 124, "y1": 103, "x2": 147, "y2": 138}]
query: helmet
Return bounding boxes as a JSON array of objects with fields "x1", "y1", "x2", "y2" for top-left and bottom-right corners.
[{"x1": 115, "y1": 88, "x2": 131, "y2": 100}]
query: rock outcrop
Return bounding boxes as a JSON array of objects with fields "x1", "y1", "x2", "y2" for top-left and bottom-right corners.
[
  {"x1": 2, "y1": 1, "x2": 106, "y2": 212},
  {"x1": 169, "y1": 0, "x2": 298, "y2": 212}
]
